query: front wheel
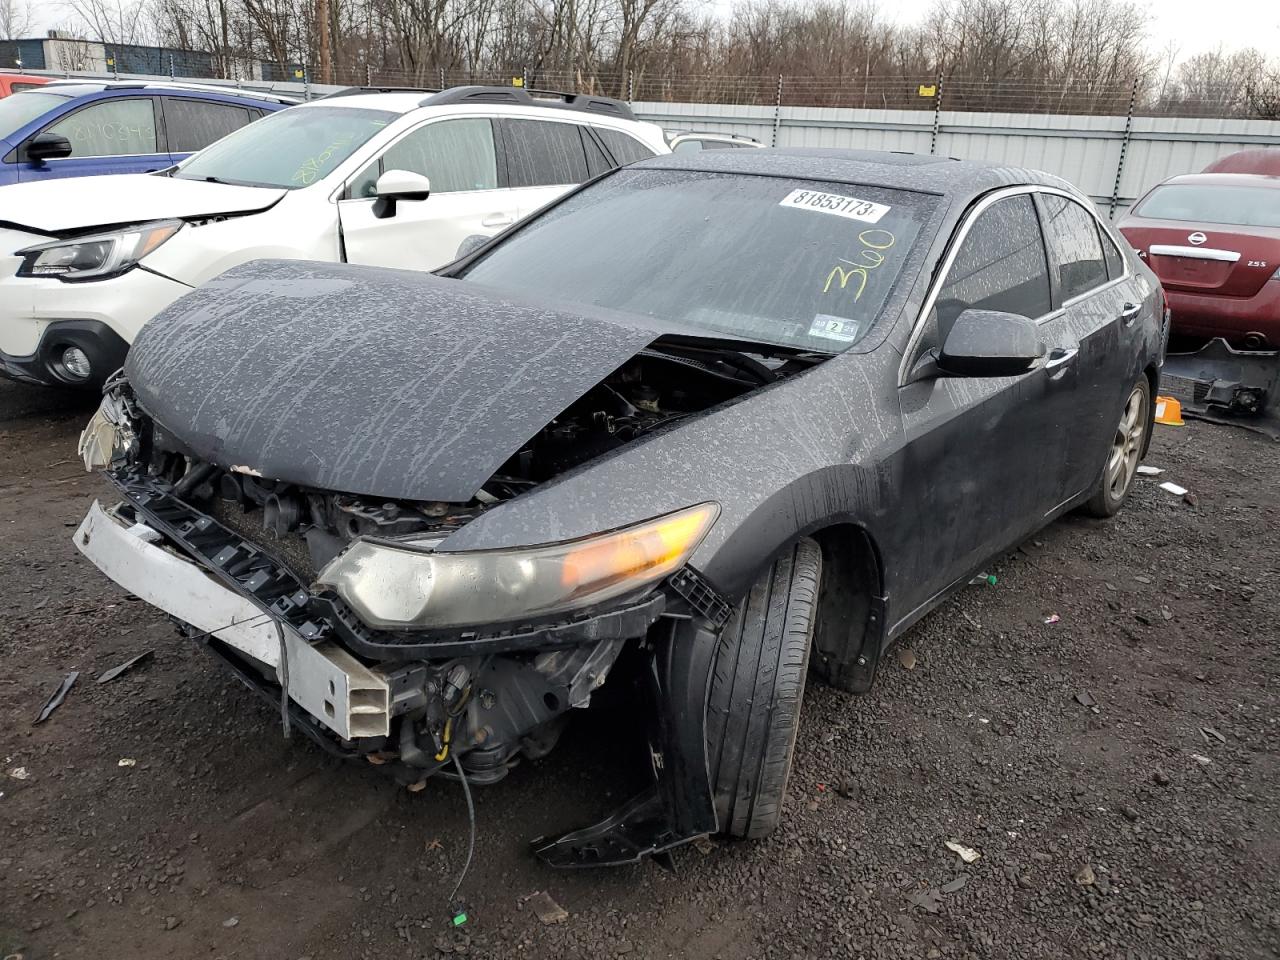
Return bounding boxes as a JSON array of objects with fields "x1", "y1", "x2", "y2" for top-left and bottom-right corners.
[
  {"x1": 705, "y1": 538, "x2": 821, "y2": 839},
  {"x1": 1081, "y1": 375, "x2": 1151, "y2": 518}
]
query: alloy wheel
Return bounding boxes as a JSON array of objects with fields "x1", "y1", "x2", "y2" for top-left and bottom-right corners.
[{"x1": 1106, "y1": 385, "x2": 1148, "y2": 500}]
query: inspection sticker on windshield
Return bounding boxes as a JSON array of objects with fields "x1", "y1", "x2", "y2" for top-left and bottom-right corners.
[
  {"x1": 778, "y1": 189, "x2": 890, "y2": 223},
  {"x1": 808, "y1": 314, "x2": 861, "y2": 343}
]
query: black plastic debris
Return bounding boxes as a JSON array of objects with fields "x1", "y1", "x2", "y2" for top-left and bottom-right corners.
[
  {"x1": 33, "y1": 671, "x2": 79, "y2": 724},
  {"x1": 97, "y1": 650, "x2": 154, "y2": 684}
]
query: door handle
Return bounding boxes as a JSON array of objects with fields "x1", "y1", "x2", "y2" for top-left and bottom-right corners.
[
  {"x1": 1119, "y1": 302, "x2": 1142, "y2": 327},
  {"x1": 481, "y1": 214, "x2": 514, "y2": 228},
  {"x1": 1044, "y1": 346, "x2": 1079, "y2": 371}
]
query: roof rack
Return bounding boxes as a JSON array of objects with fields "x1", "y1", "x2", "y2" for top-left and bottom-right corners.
[
  {"x1": 321, "y1": 86, "x2": 442, "y2": 99},
  {"x1": 419, "y1": 85, "x2": 635, "y2": 121}
]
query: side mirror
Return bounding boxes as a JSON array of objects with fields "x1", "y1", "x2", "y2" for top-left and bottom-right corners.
[
  {"x1": 25, "y1": 132, "x2": 73, "y2": 163},
  {"x1": 372, "y1": 169, "x2": 430, "y2": 220},
  {"x1": 936, "y1": 308, "x2": 1045, "y2": 378},
  {"x1": 455, "y1": 234, "x2": 489, "y2": 259}
]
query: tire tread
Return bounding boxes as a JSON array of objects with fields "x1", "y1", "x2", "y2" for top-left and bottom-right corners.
[{"x1": 707, "y1": 538, "x2": 821, "y2": 839}]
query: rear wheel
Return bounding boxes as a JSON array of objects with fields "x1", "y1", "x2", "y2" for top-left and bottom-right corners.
[
  {"x1": 706, "y1": 538, "x2": 821, "y2": 839},
  {"x1": 1082, "y1": 375, "x2": 1150, "y2": 518}
]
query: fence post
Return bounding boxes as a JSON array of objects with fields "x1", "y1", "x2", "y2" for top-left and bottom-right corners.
[
  {"x1": 772, "y1": 74, "x2": 783, "y2": 147},
  {"x1": 627, "y1": 68, "x2": 634, "y2": 103},
  {"x1": 169, "y1": 54, "x2": 175, "y2": 79},
  {"x1": 366, "y1": 63, "x2": 372, "y2": 86},
  {"x1": 1109, "y1": 76, "x2": 1140, "y2": 219},
  {"x1": 439, "y1": 65, "x2": 445, "y2": 89},
  {"x1": 929, "y1": 74, "x2": 943, "y2": 155},
  {"x1": 303, "y1": 66, "x2": 311, "y2": 101}
]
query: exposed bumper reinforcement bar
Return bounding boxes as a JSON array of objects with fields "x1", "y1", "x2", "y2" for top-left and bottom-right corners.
[{"x1": 75, "y1": 500, "x2": 393, "y2": 740}]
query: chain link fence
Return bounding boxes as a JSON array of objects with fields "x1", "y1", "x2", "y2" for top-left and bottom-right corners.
[{"x1": 4, "y1": 50, "x2": 1275, "y2": 120}]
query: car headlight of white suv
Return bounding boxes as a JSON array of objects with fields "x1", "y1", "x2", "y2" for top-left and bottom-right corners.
[{"x1": 17, "y1": 220, "x2": 183, "y2": 282}]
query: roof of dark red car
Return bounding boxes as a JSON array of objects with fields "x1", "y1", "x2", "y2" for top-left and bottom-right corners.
[{"x1": 1157, "y1": 172, "x2": 1280, "y2": 188}]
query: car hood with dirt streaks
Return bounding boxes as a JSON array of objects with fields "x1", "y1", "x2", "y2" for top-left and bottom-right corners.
[{"x1": 125, "y1": 259, "x2": 673, "y2": 503}]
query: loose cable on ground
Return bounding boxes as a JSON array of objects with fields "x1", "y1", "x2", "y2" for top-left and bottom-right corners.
[{"x1": 448, "y1": 752, "x2": 478, "y2": 920}]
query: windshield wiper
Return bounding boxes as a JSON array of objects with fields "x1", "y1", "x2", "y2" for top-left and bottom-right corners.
[{"x1": 646, "y1": 335, "x2": 833, "y2": 385}]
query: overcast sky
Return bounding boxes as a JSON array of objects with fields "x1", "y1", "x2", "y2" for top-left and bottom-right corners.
[
  {"x1": 878, "y1": 0, "x2": 1280, "y2": 62},
  {"x1": 28, "y1": 0, "x2": 1280, "y2": 65}
]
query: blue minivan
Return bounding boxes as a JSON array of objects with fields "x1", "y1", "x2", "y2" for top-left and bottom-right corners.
[{"x1": 0, "y1": 81, "x2": 295, "y2": 185}]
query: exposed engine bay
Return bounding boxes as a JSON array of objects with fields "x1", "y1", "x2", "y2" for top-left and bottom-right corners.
[
  {"x1": 136, "y1": 344, "x2": 786, "y2": 579},
  {"x1": 79, "y1": 340, "x2": 789, "y2": 811}
]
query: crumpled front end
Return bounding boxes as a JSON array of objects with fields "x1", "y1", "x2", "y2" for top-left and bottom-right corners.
[{"x1": 75, "y1": 375, "x2": 732, "y2": 867}]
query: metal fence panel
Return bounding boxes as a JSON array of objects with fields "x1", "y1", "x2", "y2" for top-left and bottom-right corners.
[{"x1": 633, "y1": 101, "x2": 1280, "y2": 217}]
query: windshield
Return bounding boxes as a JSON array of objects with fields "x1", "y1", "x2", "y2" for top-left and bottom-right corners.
[
  {"x1": 1136, "y1": 183, "x2": 1280, "y2": 229},
  {"x1": 175, "y1": 105, "x2": 396, "y2": 189},
  {"x1": 460, "y1": 169, "x2": 934, "y2": 351},
  {"x1": 0, "y1": 91, "x2": 70, "y2": 139}
]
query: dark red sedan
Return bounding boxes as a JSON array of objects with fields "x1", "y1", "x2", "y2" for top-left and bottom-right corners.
[{"x1": 1118, "y1": 173, "x2": 1280, "y2": 349}]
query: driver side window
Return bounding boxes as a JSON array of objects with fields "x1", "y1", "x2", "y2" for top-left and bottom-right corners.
[
  {"x1": 44, "y1": 98, "x2": 158, "y2": 158},
  {"x1": 348, "y1": 118, "x2": 498, "y2": 199},
  {"x1": 936, "y1": 193, "x2": 1052, "y2": 334}
]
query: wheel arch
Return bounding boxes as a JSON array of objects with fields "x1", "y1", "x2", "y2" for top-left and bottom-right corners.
[
  {"x1": 806, "y1": 521, "x2": 888, "y2": 694},
  {"x1": 1141, "y1": 361, "x2": 1160, "y2": 458}
]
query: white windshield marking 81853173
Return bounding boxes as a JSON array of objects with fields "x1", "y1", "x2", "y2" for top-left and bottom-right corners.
[{"x1": 777, "y1": 189, "x2": 890, "y2": 223}]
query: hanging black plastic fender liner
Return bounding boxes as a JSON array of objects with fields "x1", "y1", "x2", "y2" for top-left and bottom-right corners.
[{"x1": 531, "y1": 619, "x2": 720, "y2": 868}]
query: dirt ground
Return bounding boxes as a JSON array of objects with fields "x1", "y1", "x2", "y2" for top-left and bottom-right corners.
[{"x1": 1, "y1": 377, "x2": 1278, "y2": 960}]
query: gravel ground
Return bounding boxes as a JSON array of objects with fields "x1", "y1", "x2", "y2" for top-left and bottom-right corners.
[{"x1": 1, "y1": 377, "x2": 1278, "y2": 960}]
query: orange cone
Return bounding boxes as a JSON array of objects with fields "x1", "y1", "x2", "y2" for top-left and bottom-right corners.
[{"x1": 1154, "y1": 395, "x2": 1184, "y2": 426}]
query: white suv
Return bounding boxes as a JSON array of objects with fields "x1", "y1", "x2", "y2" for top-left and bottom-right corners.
[{"x1": 0, "y1": 85, "x2": 668, "y2": 388}]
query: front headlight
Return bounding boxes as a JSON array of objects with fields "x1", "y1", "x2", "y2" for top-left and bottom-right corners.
[
  {"x1": 315, "y1": 503, "x2": 719, "y2": 631},
  {"x1": 17, "y1": 220, "x2": 182, "y2": 281}
]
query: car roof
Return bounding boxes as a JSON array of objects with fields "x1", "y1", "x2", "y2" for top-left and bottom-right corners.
[
  {"x1": 39, "y1": 79, "x2": 296, "y2": 105},
  {"x1": 1159, "y1": 172, "x2": 1280, "y2": 187},
  {"x1": 635, "y1": 148, "x2": 1069, "y2": 199},
  {"x1": 307, "y1": 85, "x2": 644, "y2": 124},
  {"x1": 668, "y1": 130, "x2": 759, "y2": 142},
  {"x1": 299, "y1": 91, "x2": 426, "y2": 114}
]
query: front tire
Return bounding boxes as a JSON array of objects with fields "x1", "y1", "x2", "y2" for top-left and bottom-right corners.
[
  {"x1": 706, "y1": 538, "x2": 821, "y2": 839},
  {"x1": 1082, "y1": 374, "x2": 1151, "y2": 518}
]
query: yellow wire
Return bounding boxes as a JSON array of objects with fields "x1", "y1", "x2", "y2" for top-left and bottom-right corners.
[{"x1": 434, "y1": 717, "x2": 453, "y2": 762}]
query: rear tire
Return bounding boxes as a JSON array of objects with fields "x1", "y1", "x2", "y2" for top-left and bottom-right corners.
[
  {"x1": 1082, "y1": 374, "x2": 1151, "y2": 518},
  {"x1": 706, "y1": 538, "x2": 821, "y2": 839}
]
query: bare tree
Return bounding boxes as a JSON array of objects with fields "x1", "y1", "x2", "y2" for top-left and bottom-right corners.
[
  {"x1": 64, "y1": 0, "x2": 153, "y2": 46},
  {"x1": 0, "y1": 0, "x2": 33, "y2": 40}
]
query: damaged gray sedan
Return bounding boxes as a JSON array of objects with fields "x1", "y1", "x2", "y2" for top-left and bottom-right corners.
[{"x1": 75, "y1": 149, "x2": 1166, "y2": 867}]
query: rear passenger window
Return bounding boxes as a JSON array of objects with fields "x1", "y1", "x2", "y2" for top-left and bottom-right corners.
[
  {"x1": 164, "y1": 99, "x2": 251, "y2": 152},
  {"x1": 1100, "y1": 225, "x2": 1126, "y2": 279},
  {"x1": 581, "y1": 128, "x2": 613, "y2": 177},
  {"x1": 45, "y1": 98, "x2": 158, "y2": 157},
  {"x1": 504, "y1": 119, "x2": 588, "y2": 187},
  {"x1": 1040, "y1": 194, "x2": 1109, "y2": 300},
  {"x1": 594, "y1": 127, "x2": 655, "y2": 166},
  {"x1": 936, "y1": 194, "x2": 1052, "y2": 326}
]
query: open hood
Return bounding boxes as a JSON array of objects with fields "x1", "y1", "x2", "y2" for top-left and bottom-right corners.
[
  {"x1": 0, "y1": 174, "x2": 285, "y2": 235},
  {"x1": 126, "y1": 259, "x2": 671, "y2": 503}
]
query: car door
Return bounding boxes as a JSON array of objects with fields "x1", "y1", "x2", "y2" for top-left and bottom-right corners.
[
  {"x1": 1037, "y1": 192, "x2": 1144, "y2": 500},
  {"x1": 160, "y1": 96, "x2": 255, "y2": 164},
  {"x1": 19, "y1": 96, "x2": 167, "y2": 181},
  {"x1": 338, "y1": 117, "x2": 512, "y2": 270},
  {"x1": 892, "y1": 190, "x2": 1069, "y2": 620},
  {"x1": 499, "y1": 118, "x2": 596, "y2": 220}
]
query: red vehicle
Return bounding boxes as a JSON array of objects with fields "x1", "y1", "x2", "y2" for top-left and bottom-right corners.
[
  {"x1": 1202, "y1": 149, "x2": 1280, "y2": 176},
  {"x1": 1118, "y1": 173, "x2": 1280, "y2": 349},
  {"x1": 0, "y1": 73, "x2": 50, "y2": 97}
]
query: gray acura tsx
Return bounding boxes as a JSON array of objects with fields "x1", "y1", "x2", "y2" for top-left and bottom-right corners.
[{"x1": 74, "y1": 148, "x2": 1166, "y2": 869}]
